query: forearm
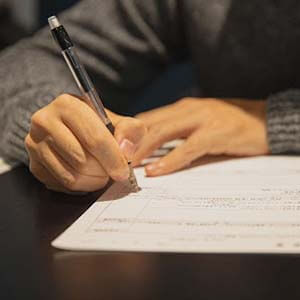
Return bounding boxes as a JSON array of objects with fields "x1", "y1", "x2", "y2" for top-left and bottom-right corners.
[
  {"x1": 0, "y1": 34, "x2": 77, "y2": 164},
  {"x1": 0, "y1": 0, "x2": 182, "y2": 164}
]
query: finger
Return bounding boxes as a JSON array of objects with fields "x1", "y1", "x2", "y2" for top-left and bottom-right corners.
[
  {"x1": 114, "y1": 117, "x2": 146, "y2": 145},
  {"x1": 48, "y1": 131, "x2": 107, "y2": 177},
  {"x1": 30, "y1": 156, "x2": 109, "y2": 193},
  {"x1": 31, "y1": 110, "x2": 107, "y2": 177},
  {"x1": 29, "y1": 159, "x2": 72, "y2": 193},
  {"x1": 39, "y1": 141, "x2": 109, "y2": 192},
  {"x1": 135, "y1": 103, "x2": 179, "y2": 127},
  {"x1": 57, "y1": 96, "x2": 129, "y2": 181},
  {"x1": 33, "y1": 120, "x2": 87, "y2": 171},
  {"x1": 145, "y1": 132, "x2": 210, "y2": 176},
  {"x1": 26, "y1": 134, "x2": 75, "y2": 186},
  {"x1": 106, "y1": 109, "x2": 121, "y2": 122},
  {"x1": 132, "y1": 121, "x2": 194, "y2": 166},
  {"x1": 114, "y1": 117, "x2": 147, "y2": 161},
  {"x1": 29, "y1": 136, "x2": 77, "y2": 187}
]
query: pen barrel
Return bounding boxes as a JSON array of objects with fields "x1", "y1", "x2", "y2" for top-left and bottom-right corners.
[
  {"x1": 62, "y1": 48, "x2": 111, "y2": 126},
  {"x1": 83, "y1": 89, "x2": 112, "y2": 126},
  {"x1": 62, "y1": 48, "x2": 93, "y2": 94},
  {"x1": 105, "y1": 122, "x2": 115, "y2": 136},
  {"x1": 51, "y1": 25, "x2": 73, "y2": 50}
]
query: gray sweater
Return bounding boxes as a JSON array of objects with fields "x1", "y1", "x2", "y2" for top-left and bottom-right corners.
[{"x1": 1, "y1": 0, "x2": 300, "y2": 164}]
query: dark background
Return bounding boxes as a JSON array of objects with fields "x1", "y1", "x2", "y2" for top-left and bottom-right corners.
[
  {"x1": 0, "y1": 0, "x2": 194, "y2": 114},
  {"x1": 39, "y1": 0, "x2": 79, "y2": 26},
  {"x1": 0, "y1": 0, "x2": 79, "y2": 50}
]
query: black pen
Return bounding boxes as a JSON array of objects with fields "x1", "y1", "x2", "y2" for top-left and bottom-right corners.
[{"x1": 48, "y1": 16, "x2": 140, "y2": 192}]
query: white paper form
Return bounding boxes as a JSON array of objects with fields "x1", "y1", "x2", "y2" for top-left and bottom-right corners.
[
  {"x1": 0, "y1": 158, "x2": 13, "y2": 175},
  {"x1": 52, "y1": 155, "x2": 300, "y2": 253}
]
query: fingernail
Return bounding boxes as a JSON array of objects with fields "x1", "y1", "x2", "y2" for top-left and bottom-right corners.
[
  {"x1": 131, "y1": 160, "x2": 141, "y2": 167},
  {"x1": 119, "y1": 139, "x2": 137, "y2": 161},
  {"x1": 146, "y1": 162, "x2": 165, "y2": 175}
]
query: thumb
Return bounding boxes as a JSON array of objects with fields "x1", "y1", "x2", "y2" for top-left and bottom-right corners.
[{"x1": 114, "y1": 117, "x2": 147, "y2": 161}]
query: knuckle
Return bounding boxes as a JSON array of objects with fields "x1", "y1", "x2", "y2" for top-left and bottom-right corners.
[
  {"x1": 130, "y1": 117, "x2": 143, "y2": 127},
  {"x1": 44, "y1": 134, "x2": 55, "y2": 146},
  {"x1": 54, "y1": 94, "x2": 76, "y2": 109},
  {"x1": 56, "y1": 93, "x2": 72, "y2": 103},
  {"x1": 133, "y1": 118, "x2": 146, "y2": 132},
  {"x1": 25, "y1": 134, "x2": 31, "y2": 145},
  {"x1": 123, "y1": 116, "x2": 138, "y2": 124},
  {"x1": 117, "y1": 117, "x2": 147, "y2": 142},
  {"x1": 31, "y1": 109, "x2": 48, "y2": 129},
  {"x1": 129, "y1": 118, "x2": 147, "y2": 137},
  {"x1": 25, "y1": 135, "x2": 34, "y2": 151}
]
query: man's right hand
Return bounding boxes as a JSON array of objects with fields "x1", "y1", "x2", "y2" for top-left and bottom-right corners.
[{"x1": 25, "y1": 94, "x2": 146, "y2": 193}]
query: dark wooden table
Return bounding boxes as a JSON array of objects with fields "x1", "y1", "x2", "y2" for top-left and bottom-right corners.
[{"x1": 1, "y1": 166, "x2": 300, "y2": 300}]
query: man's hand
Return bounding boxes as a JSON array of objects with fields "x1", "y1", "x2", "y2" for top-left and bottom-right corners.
[
  {"x1": 25, "y1": 94, "x2": 146, "y2": 193},
  {"x1": 133, "y1": 98, "x2": 269, "y2": 176}
]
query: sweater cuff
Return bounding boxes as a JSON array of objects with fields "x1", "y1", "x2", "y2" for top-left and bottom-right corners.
[
  {"x1": 1, "y1": 93, "x2": 55, "y2": 165},
  {"x1": 267, "y1": 89, "x2": 300, "y2": 154}
]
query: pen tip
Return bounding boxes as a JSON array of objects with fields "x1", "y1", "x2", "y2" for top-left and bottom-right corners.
[{"x1": 128, "y1": 164, "x2": 141, "y2": 193}]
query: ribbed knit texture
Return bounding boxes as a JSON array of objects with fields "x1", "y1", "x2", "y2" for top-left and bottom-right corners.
[
  {"x1": 267, "y1": 90, "x2": 300, "y2": 154},
  {"x1": 1, "y1": 0, "x2": 300, "y2": 164}
]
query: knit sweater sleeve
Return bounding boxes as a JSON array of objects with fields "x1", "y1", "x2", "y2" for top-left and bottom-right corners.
[
  {"x1": 267, "y1": 90, "x2": 300, "y2": 154},
  {"x1": 0, "y1": 0, "x2": 183, "y2": 164}
]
